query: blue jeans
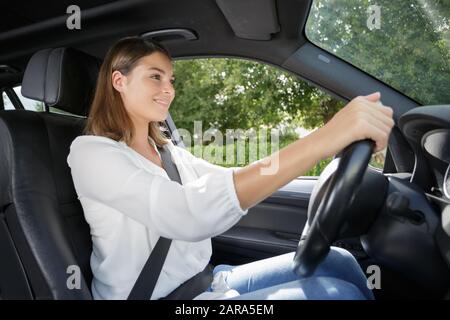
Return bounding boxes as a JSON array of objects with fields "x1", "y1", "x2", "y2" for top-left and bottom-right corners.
[{"x1": 206, "y1": 246, "x2": 374, "y2": 300}]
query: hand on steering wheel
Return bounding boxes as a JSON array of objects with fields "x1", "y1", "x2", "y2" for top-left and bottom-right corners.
[
  {"x1": 293, "y1": 139, "x2": 375, "y2": 276},
  {"x1": 291, "y1": 92, "x2": 395, "y2": 276}
]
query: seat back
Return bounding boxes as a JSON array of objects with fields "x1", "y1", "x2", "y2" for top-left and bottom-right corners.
[{"x1": 0, "y1": 48, "x2": 100, "y2": 299}]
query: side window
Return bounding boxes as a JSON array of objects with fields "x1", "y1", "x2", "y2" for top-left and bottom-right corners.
[
  {"x1": 171, "y1": 58, "x2": 386, "y2": 176},
  {"x1": 2, "y1": 91, "x2": 15, "y2": 110}
]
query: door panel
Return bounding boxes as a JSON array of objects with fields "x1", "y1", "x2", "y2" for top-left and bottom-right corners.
[{"x1": 211, "y1": 178, "x2": 317, "y2": 265}]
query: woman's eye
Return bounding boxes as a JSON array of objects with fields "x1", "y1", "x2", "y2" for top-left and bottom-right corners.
[{"x1": 150, "y1": 74, "x2": 161, "y2": 80}]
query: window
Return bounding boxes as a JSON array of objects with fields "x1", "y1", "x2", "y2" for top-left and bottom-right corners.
[
  {"x1": 2, "y1": 91, "x2": 15, "y2": 110},
  {"x1": 171, "y1": 58, "x2": 386, "y2": 176},
  {"x1": 305, "y1": 0, "x2": 450, "y2": 106}
]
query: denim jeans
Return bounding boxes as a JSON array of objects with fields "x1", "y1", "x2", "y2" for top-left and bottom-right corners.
[{"x1": 206, "y1": 246, "x2": 374, "y2": 300}]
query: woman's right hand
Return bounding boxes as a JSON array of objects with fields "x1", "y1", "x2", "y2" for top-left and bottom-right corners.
[{"x1": 315, "y1": 92, "x2": 395, "y2": 159}]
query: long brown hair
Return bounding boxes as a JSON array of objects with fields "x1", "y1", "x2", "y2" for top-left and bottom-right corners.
[{"x1": 84, "y1": 36, "x2": 171, "y2": 146}]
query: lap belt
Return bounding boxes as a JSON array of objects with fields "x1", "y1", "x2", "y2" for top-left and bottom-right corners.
[{"x1": 128, "y1": 143, "x2": 212, "y2": 300}]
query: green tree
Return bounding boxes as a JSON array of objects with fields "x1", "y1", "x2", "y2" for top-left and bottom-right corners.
[
  {"x1": 305, "y1": 0, "x2": 450, "y2": 106},
  {"x1": 172, "y1": 58, "x2": 344, "y2": 135}
]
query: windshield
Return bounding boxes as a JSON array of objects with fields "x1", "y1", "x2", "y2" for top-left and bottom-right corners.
[{"x1": 305, "y1": 0, "x2": 450, "y2": 106}]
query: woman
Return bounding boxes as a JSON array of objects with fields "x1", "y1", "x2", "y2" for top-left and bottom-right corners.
[{"x1": 67, "y1": 37, "x2": 394, "y2": 300}]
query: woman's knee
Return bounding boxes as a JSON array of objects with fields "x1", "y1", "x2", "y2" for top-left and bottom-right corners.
[
  {"x1": 329, "y1": 246, "x2": 357, "y2": 260},
  {"x1": 213, "y1": 264, "x2": 234, "y2": 275},
  {"x1": 324, "y1": 246, "x2": 360, "y2": 269}
]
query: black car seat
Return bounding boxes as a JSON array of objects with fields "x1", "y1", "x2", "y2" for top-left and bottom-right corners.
[{"x1": 0, "y1": 48, "x2": 101, "y2": 299}]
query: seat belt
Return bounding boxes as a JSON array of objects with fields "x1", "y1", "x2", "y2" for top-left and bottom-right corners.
[{"x1": 127, "y1": 143, "x2": 180, "y2": 300}]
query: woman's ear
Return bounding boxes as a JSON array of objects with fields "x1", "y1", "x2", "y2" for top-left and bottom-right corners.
[{"x1": 112, "y1": 70, "x2": 126, "y2": 93}]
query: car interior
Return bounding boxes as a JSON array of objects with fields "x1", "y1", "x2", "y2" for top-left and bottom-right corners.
[{"x1": 0, "y1": 0, "x2": 449, "y2": 300}]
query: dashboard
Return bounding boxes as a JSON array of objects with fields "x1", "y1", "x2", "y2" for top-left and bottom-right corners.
[
  {"x1": 399, "y1": 105, "x2": 450, "y2": 199},
  {"x1": 356, "y1": 106, "x2": 450, "y2": 297},
  {"x1": 398, "y1": 105, "x2": 450, "y2": 236}
]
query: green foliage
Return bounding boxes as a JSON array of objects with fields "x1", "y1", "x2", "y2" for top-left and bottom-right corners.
[
  {"x1": 306, "y1": 0, "x2": 450, "y2": 106},
  {"x1": 33, "y1": 101, "x2": 44, "y2": 112},
  {"x1": 172, "y1": 58, "x2": 345, "y2": 135},
  {"x1": 185, "y1": 132, "x2": 336, "y2": 176}
]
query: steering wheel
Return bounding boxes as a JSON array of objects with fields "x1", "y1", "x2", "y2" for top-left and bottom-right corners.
[{"x1": 293, "y1": 139, "x2": 375, "y2": 277}]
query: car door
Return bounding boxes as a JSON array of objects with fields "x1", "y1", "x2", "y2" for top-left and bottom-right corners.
[{"x1": 211, "y1": 177, "x2": 316, "y2": 265}]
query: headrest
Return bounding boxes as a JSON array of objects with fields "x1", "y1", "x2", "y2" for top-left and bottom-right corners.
[{"x1": 21, "y1": 48, "x2": 101, "y2": 116}]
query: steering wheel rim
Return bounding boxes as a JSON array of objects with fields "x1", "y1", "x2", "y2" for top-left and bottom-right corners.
[{"x1": 293, "y1": 139, "x2": 375, "y2": 277}]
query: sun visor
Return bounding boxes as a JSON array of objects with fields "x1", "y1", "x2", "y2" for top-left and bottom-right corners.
[{"x1": 216, "y1": 0, "x2": 280, "y2": 40}]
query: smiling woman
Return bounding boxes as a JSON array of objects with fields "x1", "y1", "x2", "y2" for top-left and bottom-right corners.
[
  {"x1": 84, "y1": 37, "x2": 173, "y2": 148},
  {"x1": 112, "y1": 55, "x2": 175, "y2": 121},
  {"x1": 65, "y1": 36, "x2": 395, "y2": 300},
  {"x1": 0, "y1": 0, "x2": 447, "y2": 303}
]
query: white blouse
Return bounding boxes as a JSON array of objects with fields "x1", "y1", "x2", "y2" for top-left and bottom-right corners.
[{"x1": 67, "y1": 135, "x2": 248, "y2": 299}]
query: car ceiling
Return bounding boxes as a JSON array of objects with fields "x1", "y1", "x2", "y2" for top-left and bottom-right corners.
[
  {"x1": 0, "y1": 0, "x2": 419, "y2": 120},
  {"x1": 0, "y1": 0, "x2": 309, "y2": 86}
]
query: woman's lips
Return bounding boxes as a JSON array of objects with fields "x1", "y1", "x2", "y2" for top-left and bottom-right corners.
[{"x1": 153, "y1": 99, "x2": 170, "y2": 108}]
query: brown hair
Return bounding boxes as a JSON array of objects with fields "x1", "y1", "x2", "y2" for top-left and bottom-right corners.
[{"x1": 84, "y1": 36, "x2": 171, "y2": 146}]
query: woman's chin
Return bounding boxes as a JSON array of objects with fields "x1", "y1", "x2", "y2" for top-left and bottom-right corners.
[
  {"x1": 159, "y1": 110, "x2": 169, "y2": 121},
  {"x1": 148, "y1": 112, "x2": 168, "y2": 123}
]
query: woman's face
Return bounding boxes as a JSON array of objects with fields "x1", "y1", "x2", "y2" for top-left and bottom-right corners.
[{"x1": 112, "y1": 52, "x2": 175, "y2": 124}]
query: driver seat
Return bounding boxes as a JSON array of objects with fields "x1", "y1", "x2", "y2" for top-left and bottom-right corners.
[{"x1": 0, "y1": 48, "x2": 101, "y2": 299}]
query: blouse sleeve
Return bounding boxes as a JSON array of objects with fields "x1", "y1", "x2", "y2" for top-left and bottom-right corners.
[{"x1": 67, "y1": 138, "x2": 247, "y2": 242}]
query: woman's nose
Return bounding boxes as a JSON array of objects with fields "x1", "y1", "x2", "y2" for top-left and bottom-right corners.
[{"x1": 163, "y1": 83, "x2": 175, "y2": 96}]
